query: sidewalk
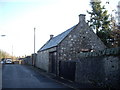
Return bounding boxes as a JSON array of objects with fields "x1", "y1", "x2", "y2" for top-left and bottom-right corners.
[
  {"x1": 0, "y1": 64, "x2": 2, "y2": 90},
  {"x1": 24, "y1": 65, "x2": 95, "y2": 90}
]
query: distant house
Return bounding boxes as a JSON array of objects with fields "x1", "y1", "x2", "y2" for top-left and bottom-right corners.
[
  {"x1": 36, "y1": 14, "x2": 106, "y2": 75},
  {"x1": 18, "y1": 58, "x2": 24, "y2": 60}
]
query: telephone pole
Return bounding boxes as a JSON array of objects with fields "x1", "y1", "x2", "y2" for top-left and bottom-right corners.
[
  {"x1": 12, "y1": 45, "x2": 13, "y2": 61},
  {"x1": 33, "y1": 27, "x2": 36, "y2": 66},
  {"x1": 34, "y1": 27, "x2": 35, "y2": 55}
]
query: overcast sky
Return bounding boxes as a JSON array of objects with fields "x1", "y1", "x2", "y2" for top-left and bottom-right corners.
[{"x1": 0, "y1": 0, "x2": 119, "y2": 57}]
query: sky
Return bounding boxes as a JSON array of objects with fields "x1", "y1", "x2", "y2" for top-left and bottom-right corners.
[{"x1": 0, "y1": 0, "x2": 119, "y2": 57}]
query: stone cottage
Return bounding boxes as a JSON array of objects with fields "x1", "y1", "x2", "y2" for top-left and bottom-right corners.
[{"x1": 36, "y1": 14, "x2": 106, "y2": 75}]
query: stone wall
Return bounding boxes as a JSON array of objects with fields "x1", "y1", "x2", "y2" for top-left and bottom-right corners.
[
  {"x1": 23, "y1": 56, "x2": 32, "y2": 65},
  {"x1": 104, "y1": 56, "x2": 120, "y2": 88},
  {"x1": 58, "y1": 19, "x2": 106, "y2": 61},
  {"x1": 36, "y1": 47, "x2": 56, "y2": 72},
  {"x1": 76, "y1": 48, "x2": 120, "y2": 88},
  {"x1": 78, "y1": 47, "x2": 120, "y2": 57}
]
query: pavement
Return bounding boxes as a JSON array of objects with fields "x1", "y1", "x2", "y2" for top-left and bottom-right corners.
[
  {"x1": 3, "y1": 64, "x2": 73, "y2": 89},
  {"x1": 0, "y1": 64, "x2": 2, "y2": 90},
  {"x1": 24, "y1": 64, "x2": 96, "y2": 90},
  {"x1": 2, "y1": 64, "x2": 116, "y2": 90},
  {"x1": 26, "y1": 65, "x2": 120, "y2": 90}
]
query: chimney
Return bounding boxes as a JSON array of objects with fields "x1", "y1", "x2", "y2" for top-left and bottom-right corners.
[
  {"x1": 79, "y1": 14, "x2": 86, "y2": 23},
  {"x1": 50, "y1": 34, "x2": 54, "y2": 39}
]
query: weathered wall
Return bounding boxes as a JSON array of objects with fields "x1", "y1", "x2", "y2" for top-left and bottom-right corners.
[
  {"x1": 76, "y1": 48, "x2": 120, "y2": 88},
  {"x1": 104, "y1": 56, "x2": 120, "y2": 88},
  {"x1": 58, "y1": 18, "x2": 106, "y2": 61},
  {"x1": 36, "y1": 47, "x2": 56, "y2": 72},
  {"x1": 23, "y1": 56, "x2": 32, "y2": 65},
  {"x1": 36, "y1": 50, "x2": 49, "y2": 71},
  {"x1": 75, "y1": 57, "x2": 105, "y2": 84}
]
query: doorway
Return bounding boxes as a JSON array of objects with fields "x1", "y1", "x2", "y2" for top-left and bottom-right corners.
[{"x1": 49, "y1": 51, "x2": 57, "y2": 75}]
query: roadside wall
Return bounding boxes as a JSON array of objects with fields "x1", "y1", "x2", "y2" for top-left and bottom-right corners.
[
  {"x1": 76, "y1": 47, "x2": 120, "y2": 88},
  {"x1": 36, "y1": 47, "x2": 56, "y2": 72},
  {"x1": 23, "y1": 56, "x2": 32, "y2": 65}
]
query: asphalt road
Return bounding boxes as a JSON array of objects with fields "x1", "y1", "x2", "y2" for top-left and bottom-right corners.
[{"x1": 2, "y1": 64, "x2": 72, "y2": 89}]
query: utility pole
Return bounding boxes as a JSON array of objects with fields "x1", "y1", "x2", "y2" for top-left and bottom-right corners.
[
  {"x1": 33, "y1": 27, "x2": 36, "y2": 66},
  {"x1": 12, "y1": 45, "x2": 13, "y2": 62}
]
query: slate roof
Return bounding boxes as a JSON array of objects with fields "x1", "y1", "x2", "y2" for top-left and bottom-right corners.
[{"x1": 38, "y1": 25, "x2": 76, "y2": 51}]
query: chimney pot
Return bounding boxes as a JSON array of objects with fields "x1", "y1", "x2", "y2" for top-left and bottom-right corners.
[
  {"x1": 79, "y1": 14, "x2": 86, "y2": 23},
  {"x1": 50, "y1": 35, "x2": 54, "y2": 39}
]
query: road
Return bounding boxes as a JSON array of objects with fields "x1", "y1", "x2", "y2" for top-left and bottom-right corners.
[{"x1": 2, "y1": 64, "x2": 72, "y2": 89}]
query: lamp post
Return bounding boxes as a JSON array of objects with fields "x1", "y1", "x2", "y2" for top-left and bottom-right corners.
[
  {"x1": 0, "y1": 35, "x2": 6, "y2": 61},
  {"x1": 1, "y1": 35, "x2": 6, "y2": 37},
  {"x1": 0, "y1": 35, "x2": 5, "y2": 90}
]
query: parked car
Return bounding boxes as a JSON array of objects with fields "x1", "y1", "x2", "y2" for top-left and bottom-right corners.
[
  {"x1": 0, "y1": 61, "x2": 5, "y2": 64},
  {"x1": 5, "y1": 58, "x2": 12, "y2": 64}
]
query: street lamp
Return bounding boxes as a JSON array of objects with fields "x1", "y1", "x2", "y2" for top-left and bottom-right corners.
[
  {"x1": 0, "y1": 35, "x2": 5, "y2": 90},
  {"x1": 0, "y1": 35, "x2": 6, "y2": 61},
  {"x1": 1, "y1": 35, "x2": 6, "y2": 37}
]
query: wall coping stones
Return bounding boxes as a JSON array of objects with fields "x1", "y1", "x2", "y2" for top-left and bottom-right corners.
[{"x1": 78, "y1": 47, "x2": 120, "y2": 58}]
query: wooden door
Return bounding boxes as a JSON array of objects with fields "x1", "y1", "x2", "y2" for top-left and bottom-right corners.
[{"x1": 49, "y1": 52, "x2": 57, "y2": 75}]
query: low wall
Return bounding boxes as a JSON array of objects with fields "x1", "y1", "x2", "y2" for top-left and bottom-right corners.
[
  {"x1": 23, "y1": 56, "x2": 32, "y2": 65},
  {"x1": 23, "y1": 54, "x2": 37, "y2": 66},
  {"x1": 76, "y1": 47, "x2": 120, "y2": 88}
]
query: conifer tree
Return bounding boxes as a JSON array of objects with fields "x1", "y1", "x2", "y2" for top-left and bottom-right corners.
[{"x1": 87, "y1": 0, "x2": 111, "y2": 47}]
